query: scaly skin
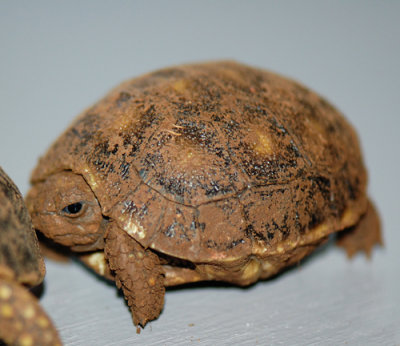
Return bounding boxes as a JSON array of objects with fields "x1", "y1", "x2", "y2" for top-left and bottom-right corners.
[
  {"x1": 337, "y1": 200, "x2": 382, "y2": 257},
  {"x1": 0, "y1": 279, "x2": 62, "y2": 346},
  {"x1": 104, "y1": 222, "x2": 165, "y2": 327}
]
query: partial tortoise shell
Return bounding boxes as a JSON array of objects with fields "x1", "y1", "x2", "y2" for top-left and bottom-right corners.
[
  {"x1": 0, "y1": 166, "x2": 45, "y2": 285},
  {"x1": 0, "y1": 166, "x2": 61, "y2": 345}
]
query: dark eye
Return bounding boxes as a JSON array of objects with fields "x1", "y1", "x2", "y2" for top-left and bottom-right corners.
[{"x1": 62, "y1": 202, "x2": 83, "y2": 215}]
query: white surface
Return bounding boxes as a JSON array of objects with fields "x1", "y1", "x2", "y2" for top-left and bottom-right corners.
[{"x1": 1, "y1": 1, "x2": 399, "y2": 345}]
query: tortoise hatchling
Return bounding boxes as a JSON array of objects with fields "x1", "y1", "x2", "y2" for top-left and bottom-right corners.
[
  {"x1": 26, "y1": 61, "x2": 382, "y2": 327},
  {"x1": 0, "y1": 166, "x2": 61, "y2": 345}
]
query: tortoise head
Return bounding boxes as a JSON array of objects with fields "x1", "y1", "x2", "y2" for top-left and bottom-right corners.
[{"x1": 26, "y1": 171, "x2": 107, "y2": 251}]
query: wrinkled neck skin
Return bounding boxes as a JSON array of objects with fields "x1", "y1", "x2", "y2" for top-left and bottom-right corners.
[{"x1": 70, "y1": 217, "x2": 109, "y2": 252}]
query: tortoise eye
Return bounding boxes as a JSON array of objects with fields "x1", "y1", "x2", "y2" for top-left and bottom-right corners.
[{"x1": 62, "y1": 202, "x2": 83, "y2": 215}]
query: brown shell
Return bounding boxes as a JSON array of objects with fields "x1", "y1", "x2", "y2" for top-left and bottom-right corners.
[
  {"x1": 0, "y1": 167, "x2": 45, "y2": 286},
  {"x1": 30, "y1": 61, "x2": 368, "y2": 262}
]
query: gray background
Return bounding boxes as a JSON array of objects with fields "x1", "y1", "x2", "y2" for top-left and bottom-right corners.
[{"x1": 1, "y1": 1, "x2": 399, "y2": 345}]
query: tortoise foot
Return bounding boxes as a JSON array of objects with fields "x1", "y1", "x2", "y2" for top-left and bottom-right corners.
[
  {"x1": 104, "y1": 223, "x2": 165, "y2": 326},
  {"x1": 337, "y1": 200, "x2": 383, "y2": 258}
]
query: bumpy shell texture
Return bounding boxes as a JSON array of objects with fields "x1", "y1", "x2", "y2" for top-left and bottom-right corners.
[
  {"x1": 0, "y1": 167, "x2": 45, "y2": 286},
  {"x1": 31, "y1": 61, "x2": 368, "y2": 263}
]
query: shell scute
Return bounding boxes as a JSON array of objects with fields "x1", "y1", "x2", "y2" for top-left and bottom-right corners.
[
  {"x1": 239, "y1": 175, "x2": 342, "y2": 255},
  {"x1": 135, "y1": 117, "x2": 249, "y2": 205},
  {"x1": 149, "y1": 203, "x2": 201, "y2": 260},
  {"x1": 0, "y1": 167, "x2": 45, "y2": 286},
  {"x1": 113, "y1": 183, "x2": 168, "y2": 248},
  {"x1": 217, "y1": 104, "x2": 307, "y2": 185},
  {"x1": 197, "y1": 198, "x2": 251, "y2": 262}
]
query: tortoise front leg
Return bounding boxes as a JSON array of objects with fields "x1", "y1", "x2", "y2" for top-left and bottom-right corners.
[{"x1": 104, "y1": 222, "x2": 165, "y2": 327}]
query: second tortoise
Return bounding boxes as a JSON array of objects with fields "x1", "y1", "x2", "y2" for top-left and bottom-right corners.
[{"x1": 0, "y1": 166, "x2": 61, "y2": 345}]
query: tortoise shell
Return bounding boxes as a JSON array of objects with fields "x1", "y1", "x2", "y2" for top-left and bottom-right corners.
[
  {"x1": 0, "y1": 166, "x2": 45, "y2": 285},
  {"x1": 30, "y1": 61, "x2": 368, "y2": 263},
  {"x1": 0, "y1": 167, "x2": 61, "y2": 345}
]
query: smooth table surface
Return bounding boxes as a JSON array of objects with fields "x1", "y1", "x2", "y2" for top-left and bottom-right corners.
[{"x1": 41, "y1": 242, "x2": 396, "y2": 345}]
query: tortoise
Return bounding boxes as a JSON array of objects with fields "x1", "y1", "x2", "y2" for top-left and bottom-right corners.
[
  {"x1": 0, "y1": 166, "x2": 61, "y2": 345},
  {"x1": 26, "y1": 61, "x2": 382, "y2": 327}
]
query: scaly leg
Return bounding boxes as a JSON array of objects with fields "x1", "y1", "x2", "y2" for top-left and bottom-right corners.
[
  {"x1": 79, "y1": 251, "x2": 204, "y2": 286},
  {"x1": 104, "y1": 222, "x2": 165, "y2": 327},
  {"x1": 337, "y1": 199, "x2": 383, "y2": 257}
]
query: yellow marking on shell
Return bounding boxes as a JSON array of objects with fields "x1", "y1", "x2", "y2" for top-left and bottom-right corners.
[
  {"x1": 276, "y1": 246, "x2": 284, "y2": 253},
  {"x1": 254, "y1": 131, "x2": 274, "y2": 156},
  {"x1": 196, "y1": 257, "x2": 274, "y2": 284},
  {"x1": 83, "y1": 167, "x2": 98, "y2": 189},
  {"x1": 37, "y1": 316, "x2": 50, "y2": 328},
  {"x1": 164, "y1": 272, "x2": 183, "y2": 285},
  {"x1": 261, "y1": 260, "x2": 273, "y2": 273},
  {"x1": 22, "y1": 304, "x2": 35, "y2": 319},
  {"x1": 87, "y1": 252, "x2": 107, "y2": 276},
  {"x1": 251, "y1": 240, "x2": 269, "y2": 256},
  {"x1": 18, "y1": 334, "x2": 33, "y2": 346},
  {"x1": 172, "y1": 79, "x2": 188, "y2": 93},
  {"x1": 207, "y1": 251, "x2": 243, "y2": 265},
  {"x1": 124, "y1": 217, "x2": 146, "y2": 239},
  {"x1": 1, "y1": 303, "x2": 13, "y2": 317},
  {"x1": 241, "y1": 259, "x2": 261, "y2": 281},
  {"x1": 0, "y1": 284, "x2": 12, "y2": 300},
  {"x1": 341, "y1": 208, "x2": 356, "y2": 227},
  {"x1": 310, "y1": 222, "x2": 330, "y2": 239},
  {"x1": 115, "y1": 114, "x2": 133, "y2": 132}
]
